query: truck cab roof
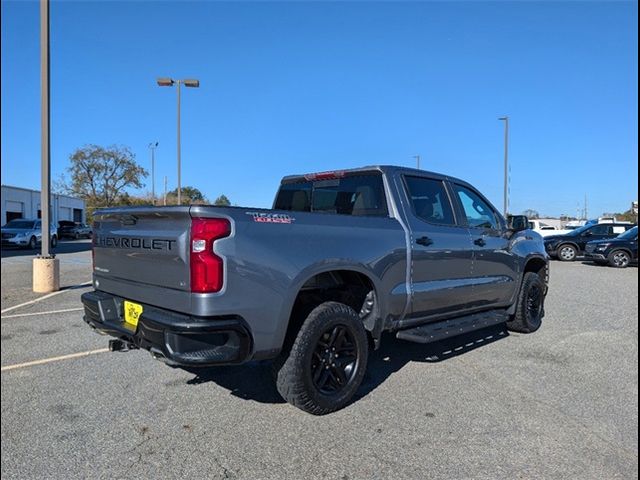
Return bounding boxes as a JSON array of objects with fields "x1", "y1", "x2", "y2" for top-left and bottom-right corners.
[{"x1": 281, "y1": 165, "x2": 471, "y2": 187}]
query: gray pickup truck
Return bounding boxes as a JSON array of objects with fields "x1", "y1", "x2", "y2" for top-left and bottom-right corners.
[{"x1": 82, "y1": 165, "x2": 549, "y2": 414}]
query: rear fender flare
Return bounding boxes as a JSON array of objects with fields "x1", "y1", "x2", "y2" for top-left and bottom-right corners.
[{"x1": 275, "y1": 262, "x2": 385, "y2": 347}]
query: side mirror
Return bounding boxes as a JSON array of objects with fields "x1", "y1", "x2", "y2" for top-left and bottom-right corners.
[
  {"x1": 507, "y1": 215, "x2": 529, "y2": 232},
  {"x1": 584, "y1": 231, "x2": 593, "y2": 237}
]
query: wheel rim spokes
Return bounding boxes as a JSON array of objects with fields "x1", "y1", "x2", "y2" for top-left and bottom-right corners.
[
  {"x1": 561, "y1": 247, "x2": 574, "y2": 260},
  {"x1": 311, "y1": 325, "x2": 358, "y2": 394},
  {"x1": 614, "y1": 253, "x2": 628, "y2": 266},
  {"x1": 526, "y1": 285, "x2": 542, "y2": 320}
]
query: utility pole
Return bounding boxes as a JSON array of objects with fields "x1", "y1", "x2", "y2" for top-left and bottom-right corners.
[
  {"x1": 413, "y1": 155, "x2": 421, "y2": 169},
  {"x1": 163, "y1": 176, "x2": 168, "y2": 206},
  {"x1": 498, "y1": 116, "x2": 510, "y2": 216},
  {"x1": 584, "y1": 194, "x2": 588, "y2": 220},
  {"x1": 148, "y1": 142, "x2": 158, "y2": 204}
]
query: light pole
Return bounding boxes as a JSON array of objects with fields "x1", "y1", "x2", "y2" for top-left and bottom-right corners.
[
  {"x1": 33, "y1": 0, "x2": 59, "y2": 293},
  {"x1": 40, "y1": 0, "x2": 51, "y2": 257},
  {"x1": 413, "y1": 155, "x2": 421, "y2": 169},
  {"x1": 498, "y1": 116, "x2": 509, "y2": 216},
  {"x1": 157, "y1": 78, "x2": 200, "y2": 205},
  {"x1": 148, "y1": 142, "x2": 158, "y2": 204}
]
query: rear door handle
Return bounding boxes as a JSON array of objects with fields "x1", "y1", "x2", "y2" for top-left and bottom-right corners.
[
  {"x1": 416, "y1": 236, "x2": 433, "y2": 247},
  {"x1": 474, "y1": 237, "x2": 486, "y2": 247}
]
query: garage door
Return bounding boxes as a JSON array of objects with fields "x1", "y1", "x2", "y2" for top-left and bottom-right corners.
[
  {"x1": 59, "y1": 207, "x2": 72, "y2": 221},
  {"x1": 5, "y1": 201, "x2": 23, "y2": 223}
]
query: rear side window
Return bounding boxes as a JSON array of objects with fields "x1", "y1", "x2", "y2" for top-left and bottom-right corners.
[
  {"x1": 275, "y1": 174, "x2": 388, "y2": 217},
  {"x1": 589, "y1": 224, "x2": 611, "y2": 235},
  {"x1": 403, "y1": 176, "x2": 456, "y2": 226}
]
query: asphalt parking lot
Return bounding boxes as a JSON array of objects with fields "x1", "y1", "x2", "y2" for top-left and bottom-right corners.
[{"x1": 1, "y1": 243, "x2": 638, "y2": 479}]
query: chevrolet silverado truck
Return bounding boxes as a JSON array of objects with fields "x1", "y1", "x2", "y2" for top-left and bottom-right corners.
[{"x1": 82, "y1": 165, "x2": 549, "y2": 414}]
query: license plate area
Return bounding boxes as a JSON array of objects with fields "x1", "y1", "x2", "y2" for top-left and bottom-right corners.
[{"x1": 123, "y1": 300, "x2": 143, "y2": 329}]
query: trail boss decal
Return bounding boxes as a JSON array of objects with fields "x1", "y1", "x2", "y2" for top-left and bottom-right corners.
[{"x1": 246, "y1": 212, "x2": 296, "y2": 224}]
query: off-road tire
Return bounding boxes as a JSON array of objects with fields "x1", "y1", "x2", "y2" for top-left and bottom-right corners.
[
  {"x1": 274, "y1": 301, "x2": 368, "y2": 415},
  {"x1": 507, "y1": 272, "x2": 545, "y2": 333}
]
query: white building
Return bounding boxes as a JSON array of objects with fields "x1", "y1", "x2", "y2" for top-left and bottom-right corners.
[{"x1": 1, "y1": 185, "x2": 86, "y2": 226}]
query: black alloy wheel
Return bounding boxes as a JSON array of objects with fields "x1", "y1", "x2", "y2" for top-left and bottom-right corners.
[
  {"x1": 311, "y1": 324, "x2": 358, "y2": 395},
  {"x1": 506, "y1": 271, "x2": 545, "y2": 333},
  {"x1": 275, "y1": 301, "x2": 369, "y2": 415},
  {"x1": 525, "y1": 282, "x2": 543, "y2": 326}
]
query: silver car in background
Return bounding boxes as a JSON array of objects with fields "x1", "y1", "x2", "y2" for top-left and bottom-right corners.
[{"x1": 1, "y1": 219, "x2": 58, "y2": 249}]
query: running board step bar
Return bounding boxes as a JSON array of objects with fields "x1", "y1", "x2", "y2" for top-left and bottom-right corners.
[{"x1": 396, "y1": 310, "x2": 509, "y2": 344}]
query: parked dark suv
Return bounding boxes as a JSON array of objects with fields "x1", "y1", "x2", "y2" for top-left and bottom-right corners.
[
  {"x1": 585, "y1": 226, "x2": 638, "y2": 268},
  {"x1": 544, "y1": 223, "x2": 636, "y2": 261},
  {"x1": 58, "y1": 221, "x2": 92, "y2": 239}
]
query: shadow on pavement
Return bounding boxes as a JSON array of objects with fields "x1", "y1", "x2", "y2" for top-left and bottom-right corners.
[
  {"x1": 580, "y1": 260, "x2": 637, "y2": 268},
  {"x1": 182, "y1": 323, "x2": 509, "y2": 407},
  {"x1": 1, "y1": 240, "x2": 92, "y2": 258}
]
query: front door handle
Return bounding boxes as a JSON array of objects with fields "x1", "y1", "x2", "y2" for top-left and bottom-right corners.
[
  {"x1": 416, "y1": 236, "x2": 433, "y2": 247},
  {"x1": 474, "y1": 237, "x2": 486, "y2": 247}
]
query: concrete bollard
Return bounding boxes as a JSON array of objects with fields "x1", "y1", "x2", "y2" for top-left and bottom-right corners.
[{"x1": 33, "y1": 257, "x2": 60, "y2": 293}]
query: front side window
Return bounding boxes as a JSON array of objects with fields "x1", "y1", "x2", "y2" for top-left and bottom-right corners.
[
  {"x1": 453, "y1": 184, "x2": 499, "y2": 230},
  {"x1": 404, "y1": 176, "x2": 456, "y2": 226}
]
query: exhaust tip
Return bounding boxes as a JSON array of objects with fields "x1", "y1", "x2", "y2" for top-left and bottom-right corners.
[{"x1": 109, "y1": 339, "x2": 134, "y2": 352}]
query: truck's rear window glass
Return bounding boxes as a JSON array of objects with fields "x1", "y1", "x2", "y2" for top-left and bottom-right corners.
[
  {"x1": 275, "y1": 174, "x2": 388, "y2": 217},
  {"x1": 274, "y1": 182, "x2": 312, "y2": 212},
  {"x1": 404, "y1": 176, "x2": 456, "y2": 226}
]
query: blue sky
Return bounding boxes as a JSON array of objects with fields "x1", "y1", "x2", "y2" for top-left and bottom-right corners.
[{"x1": 1, "y1": 0, "x2": 637, "y2": 217}]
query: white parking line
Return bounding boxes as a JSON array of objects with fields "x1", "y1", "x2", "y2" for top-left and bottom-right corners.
[
  {"x1": 1, "y1": 307, "x2": 85, "y2": 319},
  {"x1": 1, "y1": 348, "x2": 109, "y2": 372},
  {"x1": 0, "y1": 281, "x2": 92, "y2": 314}
]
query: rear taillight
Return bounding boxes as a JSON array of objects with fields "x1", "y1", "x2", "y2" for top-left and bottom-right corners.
[{"x1": 190, "y1": 218, "x2": 231, "y2": 293}]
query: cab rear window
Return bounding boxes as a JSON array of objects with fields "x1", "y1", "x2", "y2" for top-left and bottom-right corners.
[{"x1": 275, "y1": 174, "x2": 388, "y2": 217}]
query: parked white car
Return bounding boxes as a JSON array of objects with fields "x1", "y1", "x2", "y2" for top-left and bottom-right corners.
[
  {"x1": 1, "y1": 219, "x2": 58, "y2": 249},
  {"x1": 527, "y1": 220, "x2": 568, "y2": 237}
]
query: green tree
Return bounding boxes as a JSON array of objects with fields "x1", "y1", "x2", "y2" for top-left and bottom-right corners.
[
  {"x1": 214, "y1": 194, "x2": 231, "y2": 206},
  {"x1": 62, "y1": 145, "x2": 147, "y2": 207},
  {"x1": 612, "y1": 208, "x2": 638, "y2": 223},
  {"x1": 167, "y1": 186, "x2": 207, "y2": 204}
]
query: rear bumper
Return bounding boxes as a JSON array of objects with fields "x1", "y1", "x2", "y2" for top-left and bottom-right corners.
[{"x1": 81, "y1": 290, "x2": 253, "y2": 367}]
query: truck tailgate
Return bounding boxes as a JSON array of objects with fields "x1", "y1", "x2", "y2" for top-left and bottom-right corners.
[{"x1": 93, "y1": 208, "x2": 191, "y2": 291}]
